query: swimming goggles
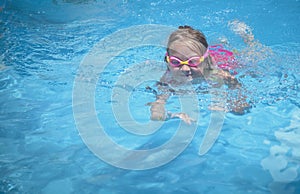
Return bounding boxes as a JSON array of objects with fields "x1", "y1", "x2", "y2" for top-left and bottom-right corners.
[{"x1": 165, "y1": 50, "x2": 209, "y2": 67}]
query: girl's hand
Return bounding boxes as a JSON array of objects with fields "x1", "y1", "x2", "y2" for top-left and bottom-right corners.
[
  {"x1": 230, "y1": 99, "x2": 251, "y2": 114},
  {"x1": 149, "y1": 101, "x2": 167, "y2": 121},
  {"x1": 148, "y1": 94, "x2": 170, "y2": 121},
  {"x1": 168, "y1": 112, "x2": 195, "y2": 125}
]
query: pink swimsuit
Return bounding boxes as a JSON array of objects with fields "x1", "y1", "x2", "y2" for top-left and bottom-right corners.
[{"x1": 208, "y1": 44, "x2": 238, "y2": 71}]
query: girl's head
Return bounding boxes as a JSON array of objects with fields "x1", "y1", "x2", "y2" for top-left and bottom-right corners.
[{"x1": 166, "y1": 26, "x2": 213, "y2": 80}]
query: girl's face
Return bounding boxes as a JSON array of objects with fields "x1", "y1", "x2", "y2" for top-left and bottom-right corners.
[{"x1": 167, "y1": 42, "x2": 204, "y2": 81}]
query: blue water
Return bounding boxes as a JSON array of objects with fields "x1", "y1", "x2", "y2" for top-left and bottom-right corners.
[{"x1": 1, "y1": 0, "x2": 300, "y2": 193}]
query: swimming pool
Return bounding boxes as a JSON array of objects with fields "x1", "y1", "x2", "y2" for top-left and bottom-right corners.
[{"x1": 1, "y1": 0, "x2": 299, "y2": 193}]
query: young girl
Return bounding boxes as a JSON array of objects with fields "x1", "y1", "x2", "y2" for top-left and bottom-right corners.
[{"x1": 149, "y1": 25, "x2": 249, "y2": 124}]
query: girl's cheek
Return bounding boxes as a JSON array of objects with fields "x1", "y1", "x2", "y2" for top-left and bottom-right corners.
[
  {"x1": 191, "y1": 67, "x2": 204, "y2": 75},
  {"x1": 168, "y1": 66, "x2": 180, "y2": 72}
]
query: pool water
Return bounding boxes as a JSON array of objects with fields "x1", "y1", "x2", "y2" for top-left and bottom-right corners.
[{"x1": 1, "y1": 0, "x2": 300, "y2": 193}]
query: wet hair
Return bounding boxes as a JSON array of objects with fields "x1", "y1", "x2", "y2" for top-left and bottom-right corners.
[
  {"x1": 167, "y1": 25, "x2": 213, "y2": 71},
  {"x1": 178, "y1": 25, "x2": 208, "y2": 48}
]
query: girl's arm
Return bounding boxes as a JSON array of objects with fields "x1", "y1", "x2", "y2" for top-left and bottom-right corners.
[
  {"x1": 150, "y1": 94, "x2": 169, "y2": 121},
  {"x1": 210, "y1": 69, "x2": 250, "y2": 114},
  {"x1": 149, "y1": 92, "x2": 195, "y2": 124},
  {"x1": 223, "y1": 71, "x2": 250, "y2": 114}
]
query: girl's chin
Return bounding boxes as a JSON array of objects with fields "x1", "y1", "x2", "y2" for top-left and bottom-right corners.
[
  {"x1": 170, "y1": 71, "x2": 202, "y2": 83},
  {"x1": 175, "y1": 74, "x2": 193, "y2": 83}
]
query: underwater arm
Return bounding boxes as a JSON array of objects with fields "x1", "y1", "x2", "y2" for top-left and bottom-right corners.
[
  {"x1": 221, "y1": 70, "x2": 250, "y2": 114},
  {"x1": 150, "y1": 94, "x2": 169, "y2": 121},
  {"x1": 210, "y1": 69, "x2": 250, "y2": 114},
  {"x1": 149, "y1": 94, "x2": 195, "y2": 124}
]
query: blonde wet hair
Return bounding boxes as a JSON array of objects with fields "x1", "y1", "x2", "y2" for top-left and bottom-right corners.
[{"x1": 167, "y1": 25, "x2": 214, "y2": 73}]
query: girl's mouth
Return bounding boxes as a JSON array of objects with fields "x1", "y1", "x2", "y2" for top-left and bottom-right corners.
[{"x1": 185, "y1": 74, "x2": 193, "y2": 81}]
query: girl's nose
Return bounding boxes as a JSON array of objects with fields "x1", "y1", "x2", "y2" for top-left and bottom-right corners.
[{"x1": 180, "y1": 65, "x2": 191, "y2": 73}]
